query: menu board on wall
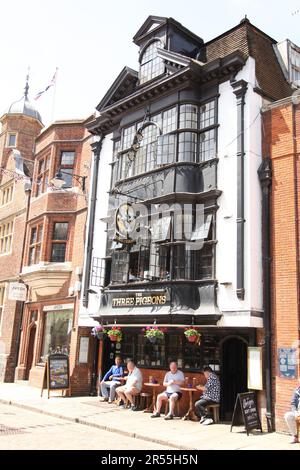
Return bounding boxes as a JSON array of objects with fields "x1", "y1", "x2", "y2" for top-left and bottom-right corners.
[
  {"x1": 278, "y1": 348, "x2": 297, "y2": 379},
  {"x1": 247, "y1": 347, "x2": 263, "y2": 390}
]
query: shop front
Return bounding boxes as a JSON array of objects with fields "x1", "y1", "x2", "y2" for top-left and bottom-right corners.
[{"x1": 95, "y1": 287, "x2": 255, "y2": 421}]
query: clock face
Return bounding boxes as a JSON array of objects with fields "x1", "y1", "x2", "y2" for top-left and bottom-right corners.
[{"x1": 115, "y1": 203, "x2": 136, "y2": 237}]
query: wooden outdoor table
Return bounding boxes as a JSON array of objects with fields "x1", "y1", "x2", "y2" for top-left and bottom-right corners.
[
  {"x1": 143, "y1": 383, "x2": 161, "y2": 413},
  {"x1": 181, "y1": 387, "x2": 199, "y2": 421}
]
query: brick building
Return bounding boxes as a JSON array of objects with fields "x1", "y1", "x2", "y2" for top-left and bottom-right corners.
[
  {"x1": 0, "y1": 83, "x2": 43, "y2": 382},
  {"x1": 0, "y1": 80, "x2": 95, "y2": 395},
  {"x1": 262, "y1": 94, "x2": 300, "y2": 431}
]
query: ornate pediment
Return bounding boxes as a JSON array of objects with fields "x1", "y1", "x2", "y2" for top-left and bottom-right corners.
[
  {"x1": 96, "y1": 66, "x2": 138, "y2": 112},
  {"x1": 133, "y1": 16, "x2": 167, "y2": 45}
]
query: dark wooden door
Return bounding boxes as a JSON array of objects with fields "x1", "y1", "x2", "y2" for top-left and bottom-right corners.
[{"x1": 221, "y1": 337, "x2": 247, "y2": 421}]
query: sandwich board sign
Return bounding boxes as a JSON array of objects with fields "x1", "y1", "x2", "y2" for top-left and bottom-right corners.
[
  {"x1": 230, "y1": 392, "x2": 262, "y2": 435},
  {"x1": 41, "y1": 353, "x2": 71, "y2": 399}
]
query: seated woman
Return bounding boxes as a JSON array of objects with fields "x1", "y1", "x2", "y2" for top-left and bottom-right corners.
[
  {"x1": 99, "y1": 355, "x2": 124, "y2": 403},
  {"x1": 151, "y1": 361, "x2": 184, "y2": 420}
]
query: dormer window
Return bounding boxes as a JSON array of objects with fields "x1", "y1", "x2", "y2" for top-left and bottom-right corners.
[{"x1": 139, "y1": 40, "x2": 165, "y2": 84}]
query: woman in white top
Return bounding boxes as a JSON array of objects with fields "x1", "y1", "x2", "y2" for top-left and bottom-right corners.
[
  {"x1": 151, "y1": 361, "x2": 184, "y2": 420},
  {"x1": 116, "y1": 359, "x2": 143, "y2": 411}
]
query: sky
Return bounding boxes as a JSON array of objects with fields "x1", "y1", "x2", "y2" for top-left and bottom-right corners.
[{"x1": 1, "y1": 0, "x2": 300, "y2": 127}]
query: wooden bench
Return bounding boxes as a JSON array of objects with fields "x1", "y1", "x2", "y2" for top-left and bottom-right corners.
[{"x1": 206, "y1": 404, "x2": 220, "y2": 423}]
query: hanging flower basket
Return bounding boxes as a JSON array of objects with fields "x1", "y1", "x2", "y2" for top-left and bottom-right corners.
[
  {"x1": 184, "y1": 327, "x2": 201, "y2": 345},
  {"x1": 143, "y1": 326, "x2": 167, "y2": 343},
  {"x1": 107, "y1": 326, "x2": 122, "y2": 342},
  {"x1": 91, "y1": 325, "x2": 107, "y2": 340}
]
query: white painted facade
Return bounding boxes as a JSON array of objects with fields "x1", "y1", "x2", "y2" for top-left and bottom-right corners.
[
  {"x1": 78, "y1": 133, "x2": 113, "y2": 326},
  {"x1": 217, "y1": 57, "x2": 263, "y2": 328}
]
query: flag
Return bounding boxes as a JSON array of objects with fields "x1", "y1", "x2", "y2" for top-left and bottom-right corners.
[{"x1": 34, "y1": 68, "x2": 58, "y2": 100}]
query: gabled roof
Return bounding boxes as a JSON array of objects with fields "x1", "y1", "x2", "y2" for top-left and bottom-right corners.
[
  {"x1": 133, "y1": 16, "x2": 167, "y2": 44},
  {"x1": 133, "y1": 15, "x2": 203, "y2": 47},
  {"x1": 96, "y1": 66, "x2": 138, "y2": 112}
]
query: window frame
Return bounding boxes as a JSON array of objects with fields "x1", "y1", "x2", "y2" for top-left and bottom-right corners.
[
  {"x1": 0, "y1": 219, "x2": 14, "y2": 255},
  {"x1": 7, "y1": 133, "x2": 17, "y2": 148},
  {"x1": 28, "y1": 223, "x2": 43, "y2": 266},
  {"x1": 50, "y1": 221, "x2": 69, "y2": 263},
  {"x1": 35, "y1": 154, "x2": 50, "y2": 197},
  {"x1": 0, "y1": 181, "x2": 14, "y2": 206},
  {"x1": 59, "y1": 151, "x2": 76, "y2": 189}
]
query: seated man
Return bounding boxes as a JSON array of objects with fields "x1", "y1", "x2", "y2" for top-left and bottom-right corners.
[
  {"x1": 284, "y1": 378, "x2": 300, "y2": 444},
  {"x1": 151, "y1": 361, "x2": 184, "y2": 420},
  {"x1": 100, "y1": 355, "x2": 124, "y2": 403},
  {"x1": 195, "y1": 366, "x2": 220, "y2": 425},
  {"x1": 116, "y1": 359, "x2": 142, "y2": 411}
]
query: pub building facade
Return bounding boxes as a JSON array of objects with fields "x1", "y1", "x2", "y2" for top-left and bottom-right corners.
[{"x1": 81, "y1": 16, "x2": 293, "y2": 425}]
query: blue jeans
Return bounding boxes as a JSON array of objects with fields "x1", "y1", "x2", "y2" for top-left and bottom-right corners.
[{"x1": 100, "y1": 380, "x2": 121, "y2": 401}]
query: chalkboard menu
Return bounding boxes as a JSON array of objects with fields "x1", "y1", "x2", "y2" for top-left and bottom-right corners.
[
  {"x1": 231, "y1": 392, "x2": 262, "y2": 435},
  {"x1": 41, "y1": 354, "x2": 71, "y2": 398}
]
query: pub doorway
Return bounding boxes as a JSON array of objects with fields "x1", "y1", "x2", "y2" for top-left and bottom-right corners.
[
  {"x1": 25, "y1": 325, "x2": 36, "y2": 380},
  {"x1": 220, "y1": 336, "x2": 248, "y2": 421}
]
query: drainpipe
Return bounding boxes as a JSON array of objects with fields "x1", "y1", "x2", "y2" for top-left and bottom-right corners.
[
  {"x1": 291, "y1": 103, "x2": 300, "y2": 334},
  {"x1": 15, "y1": 184, "x2": 31, "y2": 372},
  {"x1": 258, "y1": 157, "x2": 273, "y2": 432},
  {"x1": 231, "y1": 79, "x2": 248, "y2": 300},
  {"x1": 82, "y1": 137, "x2": 104, "y2": 307}
]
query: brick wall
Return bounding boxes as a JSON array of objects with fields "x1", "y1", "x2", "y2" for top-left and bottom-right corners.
[{"x1": 263, "y1": 100, "x2": 300, "y2": 432}]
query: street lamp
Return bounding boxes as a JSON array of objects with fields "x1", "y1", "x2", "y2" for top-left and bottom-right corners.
[{"x1": 50, "y1": 169, "x2": 87, "y2": 192}]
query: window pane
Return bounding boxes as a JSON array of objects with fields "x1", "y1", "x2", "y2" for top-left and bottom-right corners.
[
  {"x1": 162, "y1": 107, "x2": 177, "y2": 134},
  {"x1": 8, "y1": 134, "x2": 16, "y2": 147},
  {"x1": 178, "y1": 132, "x2": 198, "y2": 162},
  {"x1": 139, "y1": 41, "x2": 164, "y2": 84},
  {"x1": 111, "y1": 251, "x2": 129, "y2": 283},
  {"x1": 51, "y1": 243, "x2": 66, "y2": 262},
  {"x1": 30, "y1": 227, "x2": 37, "y2": 244},
  {"x1": 40, "y1": 310, "x2": 73, "y2": 361},
  {"x1": 53, "y1": 222, "x2": 68, "y2": 240},
  {"x1": 200, "y1": 100, "x2": 216, "y2": 129},
  {"x1": 179, "y1": 104, "x2": 198, "y2": 129},
  {"x1": 61, "y1": 151, "x2": 75, "y2": 166},
  {"x1": 61, "y1": 168, "x2": 73, "y2": 188},
  {"x1": 157, "y1": 134, "x2": 176, "y2": 165},
  {"x1": 199, "y1": 129, "x2": 216, "y2": 162}
]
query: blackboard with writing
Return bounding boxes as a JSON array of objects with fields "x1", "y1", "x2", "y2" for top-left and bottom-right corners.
[{"x1": 231, "y1": 392, "x2": 262, "y2": 435}]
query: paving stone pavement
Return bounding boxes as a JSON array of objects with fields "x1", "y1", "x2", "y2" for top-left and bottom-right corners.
[{"x1": 0, "y1": 382, "x2": 298, "y2": 450}]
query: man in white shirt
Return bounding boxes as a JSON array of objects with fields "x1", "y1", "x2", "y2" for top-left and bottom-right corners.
[
  {"x1": 151, "y1": 361, "x2": 184, "y2": 420},
  {"x1": 116, "y1": 359, "x2": 143, "y2": 411}
]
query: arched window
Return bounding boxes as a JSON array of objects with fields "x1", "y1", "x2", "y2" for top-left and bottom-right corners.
[{"x1": 139, "y1": 40, "x2": 165, "y2": 84}]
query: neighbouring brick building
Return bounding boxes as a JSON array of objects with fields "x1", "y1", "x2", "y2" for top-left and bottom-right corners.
[
  {"x1": 262, "y1": 94, "x2": 300, "y2": 432},
  {"x1": 0, "y1": 84, "x2": 43, "y2": 382},
  {"x1": 0, "y1": 80, "x2": 95, "y2": 395}
]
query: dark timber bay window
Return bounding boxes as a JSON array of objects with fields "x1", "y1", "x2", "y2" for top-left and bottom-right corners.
[
  {"x1": 51, "y1": 222, "x2": 68, "y2": 262},
  {"x1": 113, "y1": 99, "x2": 218, "y2": 183},
  {"x1": 28, "y1": 223, "x2": 43, "y2": 265},
  {"x1": 60, "y1": 151, "x2": 75, "y2": 188},
  {"x1": 110, "y1": 210, "x2": 215, "y2": 284}
]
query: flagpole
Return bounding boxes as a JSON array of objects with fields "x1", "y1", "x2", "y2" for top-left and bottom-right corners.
[{"x1": 51, "y1": 67, "x2": 58, "y2": 123}]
